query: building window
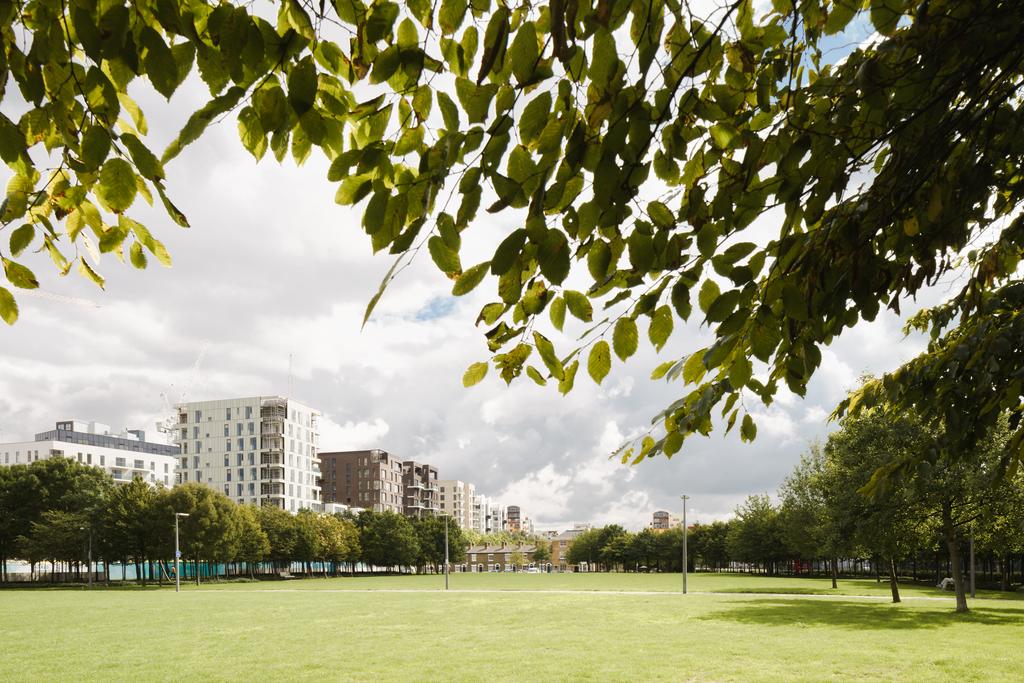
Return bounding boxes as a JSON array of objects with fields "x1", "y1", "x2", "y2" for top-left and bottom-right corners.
[
  {"x1": 195, "y1": 441, "x2": 201, "y2": 454},
  {"x1": 224, "y1": 455, "x2": 229, "y2": 467},
  {"x1": 248, "y1": 453, "x2": 255, "y2": 465},
  {"x1": 249, "y1": 437, "x2": 257, "y2": 450},
  {"x1": 236, "y1": 423, "x2": 242, "y2": 436},
  {"x1": 248, "y1": 483, "x2": 255, "y2": 495},
  {"x1": 237, "y1": 484, "x2": 243, "y2": 496},
  {"x1": 238, "y1": 468, "x2": 244, "y2": 481},
  {"x1": 226, "y1": 407, "x2": 232, "y2": 420},
  {"x1": 100, "y1": 455, "x2": 105, "y2": 466},
  {"x1": 223, "y1": 485, "x2": 229, "y2": 495},
  {"x1": 250, "y1": 467, "x2": 257, "y2": 480},
  {"x1": 193, "y1": 456, "x2": 200, "y2": 469},
  {"x1": 227, "y1": 470, "x2": 232, "y2": 481},
  {"x1": 195, "y1": 470, "x2": 201, "y2": 481},
  {"x1": 248, "y1": 422, "x2": 255, "y2": 435},
  {"x1": 193, "y1": 426, "x2": 199, "y2": 438},
  {"x1": 223, "y1": 425, "x2": 229, "y2": 437},
  {"x1": 237, "y1": 453, "x2": 244, "y2": 466}
]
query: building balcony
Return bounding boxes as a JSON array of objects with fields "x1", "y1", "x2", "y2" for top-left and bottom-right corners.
[
  {"x1": 261, "y1": 483, "x2": 285, "y2": 496},
  {"x1": 261, "y1": 467, "x2": 285, "y2": 481},
  {"x1": 406, "y1": 482, "x2": 424, "y2": 490},
  {"x1": 261, "y1": 453, "x2": 283, "y2": 465}
]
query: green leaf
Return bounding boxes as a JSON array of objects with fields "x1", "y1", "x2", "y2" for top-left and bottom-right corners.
[
  {"x1": 564, "y1": 290, "x2": 593, "y2": 322},
  {"x1": 453, "y1": 261, "x2": 490, "y2": 295},
  {"x1": 439, "y1": 0, "x2": 468, "y2": 34},
  {"x1": 533, "y1": 331, "x2": 564, "y2": 380},
  {"x1": 526, "y1": 365, "x2": 547, "y2": 386},
  {"x1": 588, "y1": 341, "x2": 611, "y2": 384},
  {"x1": 651, "y1": 360, "x2": 675, "y2": 380},
  {"x1": 77, "y1": 258, "x2": 105, "y2": 289},
  {"x1": 558, "y1": 359, "x2": 579, "y2": 395},
  {"x1": 709, "y1": 122, "x2": 738, "y2": 149},
  {"x1": 455, "y1": 78, "x2": 497, "y2": 124},
  {"x1": 491, "y1": 228, "x2": 526, "y2": 275},
  {"x1": 477, "y1": 6, "x2": 510, "y2": 84},
  {"x1": 463, "y1": 361, "x2": 488, "y2": 387},
  {"x1": 682, "y1": 350, "x2": 707, "y2": 384},
  {"x1": 647, "y1": 201, "x2": 675, "y2": 229},
  {"x1": 0, "y1": 286, "x2": 17, "y2": 324},
  {"x1": 740, "y1": 414, "x2": 757, "y2": 442},
  {"x1": 428, "y1": 235, "x2": 462, "y2": 274},
  {"x1": 825, "y1": 0, "x2": 860, "y2": 34},
  {"x1": 509, "y1": 21, "x2": 538, "y2": 84},
  {"x1": 9, "y1": 225, "x2": 34, "y2": 257},
  {"x1": 870, "y1": 0, "x2": 904, "y2": 36},
  {"x1": 519, "y1": 92, "x2": 552, "y2": 146},
  {"x1": 2, "y1": 257, "x2": 38, "y2": 289},
  {"x1": 538, "y1": 229, "x2": 570, "y2": 284},
  {"x1": 729, "y1": 355, "x2": 752, "y2": 388},
  {"x1": 288, "y1": 57, "x2": 318, "y2": 116},
  {"x1": 97, "y1": 158, "x2": 137, "y2": 213},
  {"x1": 648, "y1": 305, "x2": 673, "y2": 351},
  {"x1": 437, "y1": 91, "x2": 461, "y2": 130},
  {"x1": 698, "y1": 279, "x2": 721, "y2": 315},
  {"x1": 80, "y1": 125, "x2": 111, "y2": 170},
  {"x1": 162, "y1": 87, "x2": 246, "y2": 163},
  {"x1": 612, "y1": 318, "x2": 638, "y2": 361},
  {"x1": 129, "y1": 241, "x2": 148, "y2": 269},
  {"x1": 120, "y1": 134, "x2": 164, "y2": 180},
  {"x1": 588, "y1": 240, "x2": 612, "y2": 280},
  {"x1": 671, "y1": 281, "x2": 692, "y2": 321},
  {"x1": 550, "y1": 296, "x2": 566, "y2": 331},
  {"x1": 141, "y1": 28, "x2": 180, "y2": 99},
  {"x1": 237, "y1": 107, "x2": 268, "y2": 160}
]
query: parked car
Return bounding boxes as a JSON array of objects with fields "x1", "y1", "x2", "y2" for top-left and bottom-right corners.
[{"x1": 525, "y1": 567, "x2": 541, "y2": 574}]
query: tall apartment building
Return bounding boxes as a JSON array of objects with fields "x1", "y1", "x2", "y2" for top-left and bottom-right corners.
[
  {"x1": 173, "y1": 397, "x2": 320, "y2": 512},
  {"x1": 507, "y1": 505, "x2": 522, "y2": 531},
  {"x1": 402, "y1": 461, "x2": 439, "y2": 519},
  {"x1": 0, "y1": 420, "x2": 178, "y2": 487},
  {"x1": 650, "y1": 510, "x2": 681, "y2": 530},
  {"x1": 438, "y1": 479, "x2": 475, "y2": 530},
  {"x1": 471, "y1": 494, "x2": 488, "y2": 534},
  {"x1": 318, "y1": 449, "x2": 403, "y2": 513},
  {"x1": 486, "y1": 502, "x2": 507, "y2": 533}
]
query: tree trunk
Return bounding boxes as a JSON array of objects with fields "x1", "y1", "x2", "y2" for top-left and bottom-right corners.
[
  {"x1": 1001, "y1": 553, "x2": 1011, "y2": 592},
  {"x1": 942, "y1": 502, "x2": 969, "y2": 613},
  {"x1": 831, "y1": 557, "x2": 838, "y2": 589},
  {"x1": 888, "y1": 557, "x2": 901, "y2": 603}
]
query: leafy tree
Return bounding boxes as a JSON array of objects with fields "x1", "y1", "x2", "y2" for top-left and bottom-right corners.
[
  {"x1": 818, "y1": 411, "x2": 930, "y2": 602},
  {"x1": 565, "y1": 528, "x2": 601, "y2": 568},
  {"x1": 321, "y1": 513, "x2": 361, "y2": 575},
  {"x1": 16, "y1": 509, "x2": 90, "y2": 580},
  {"x1": 976, "y1": 473, "x2": 1024, "y2": 591},
  {"x1": 531, "y1": 538, "x2": 551, "y2": 564},
  {"x1": 414, "y1": 515, "x2": 467, "y2": 571},
  {"x1": 257, "y1": 504, "x2": 298, "y2": 572},
  {"x1": 4, "y1": 1, "x2": 1019, "y2": 477},
  {"x1": 726, "y1": 495, "x2": 788, "y2": 575},
  {"x1": 357, "y1": 510, "x2": 419, "y2": 572},
  {"x1": 235, "y1": 504, "x2": 270, "y2": 579},
  {"x1": 689, "y1": 521, "x2": 731, "y2": 571},
  {"x1": 778, "y1": 445, "x2": 853, "y2": 589},
  {"x1": 100, "y1": 478, "x2": 162, "y2": 584}
]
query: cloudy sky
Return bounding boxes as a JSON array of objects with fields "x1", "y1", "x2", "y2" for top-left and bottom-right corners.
[{"x1": 0, "y1": 7, "x2": 939, "y2": 530}]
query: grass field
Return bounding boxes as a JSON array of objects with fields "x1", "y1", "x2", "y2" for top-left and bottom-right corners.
[{"x1": 3, "y1": 573, "x2": 1023, "y2": 681}]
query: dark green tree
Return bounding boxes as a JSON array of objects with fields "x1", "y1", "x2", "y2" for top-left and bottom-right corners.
[
  {"x1": 357, "y1": 510, "x2": 419, "y2": 572},
  {"x1": 726, "y1": 495, "x2": 788, "y2": 575}
]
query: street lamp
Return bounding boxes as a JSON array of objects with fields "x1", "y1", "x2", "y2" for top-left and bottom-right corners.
[
  {"x1": 174, "y1": 512, "x2": 190, "y2": 593},
  {"x1": 681, "y1": 495, "x2": 690, "y2": 594},
  {"x1": 444, "y1": 514, "x2": 450, "y2": 591}
]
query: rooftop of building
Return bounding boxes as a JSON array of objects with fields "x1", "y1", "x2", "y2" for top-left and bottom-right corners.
[{"x1": 27, "y1": 420, "x2": 179, "y2": 456}]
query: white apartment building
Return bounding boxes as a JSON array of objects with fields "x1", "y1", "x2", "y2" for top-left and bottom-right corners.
[
  {"x1": 438, "y1": 479, "x2": 475, "y2": 530},
  {"x1": 173, "y1": 396, "x2": 320, "y2": 512},
  {"x1": 0, "y1": 420, "x2": 178, "y2": 487}
]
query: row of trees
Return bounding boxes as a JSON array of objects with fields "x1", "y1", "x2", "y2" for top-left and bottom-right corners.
[{"x1": 0, "y1": 458, "x2": 488, "y2": 583}]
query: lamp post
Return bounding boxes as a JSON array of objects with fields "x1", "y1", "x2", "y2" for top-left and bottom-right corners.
[
  {"x1": 681, "y1": 495, "x2": 690, "y2": 594},
  {"x1": 444, "y1": 514, "x2": 450, "y2": 591},
  {"x1": 174, "y1": 512, "x2": 190, "y2": 593}
]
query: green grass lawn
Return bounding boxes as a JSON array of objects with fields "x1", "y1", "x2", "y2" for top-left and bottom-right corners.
[{"x1": 3, "y1": 574, "x2": 1023, "y2": 681}]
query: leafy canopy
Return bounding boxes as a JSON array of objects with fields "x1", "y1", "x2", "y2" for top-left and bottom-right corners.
[{"x1": 2, "y1": 0, "x2": 1022, "y2": 468}]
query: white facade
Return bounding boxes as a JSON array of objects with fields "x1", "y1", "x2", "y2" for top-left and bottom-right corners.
[
  {"x1": 439, "y1": 479, "x2": 475, "y2": 530},
  {"x1": 173, "y1": 396, "x2": 320, "y2": 512},
  {"x1": 0, "y1": 420, "x2": 178, "y2": 487}
]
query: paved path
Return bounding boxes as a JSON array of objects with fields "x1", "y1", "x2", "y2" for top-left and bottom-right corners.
[{"x1": 190, "y1": 587, "x2": 968, "y2": 602}]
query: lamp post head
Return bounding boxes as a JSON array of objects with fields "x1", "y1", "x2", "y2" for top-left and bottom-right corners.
[{"x1": 175, "y1": 512, "x2": 190, "y2": 518}]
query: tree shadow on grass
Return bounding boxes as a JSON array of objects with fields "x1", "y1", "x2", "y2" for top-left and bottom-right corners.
[{"x1": 699, "y1": 599, "x2": 1024, "y2": 631}]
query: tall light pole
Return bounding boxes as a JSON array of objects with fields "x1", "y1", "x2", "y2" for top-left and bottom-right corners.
[
  {"x1": 444, "y1": 514, "x2": 450, "y2": 591},
  {"x1": 681, "y1": 495, "x2": 690, "y2": 594},
  {"x1": 174, "y1": 512, "x2": 190, "y2": 593}
]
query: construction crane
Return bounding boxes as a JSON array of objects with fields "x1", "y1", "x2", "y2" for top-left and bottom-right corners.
[{"x1": 156, "y1": 341, "x2": 210, "y2": 437}]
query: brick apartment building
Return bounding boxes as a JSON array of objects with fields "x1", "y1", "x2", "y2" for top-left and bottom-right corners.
[
  {"x1": 318, "y1": 449, "x2": 403, "y2": 513},
  {"x1": 402, "y1": 460, "x2": 439, "y2": 519}
]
